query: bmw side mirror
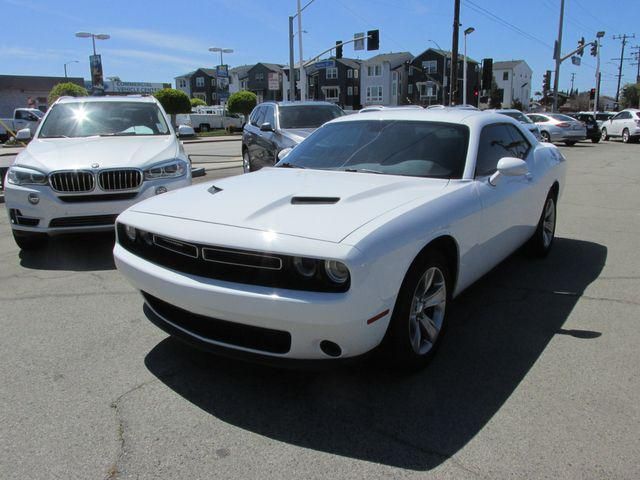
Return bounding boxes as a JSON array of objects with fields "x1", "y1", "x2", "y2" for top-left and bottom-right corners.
[
  {"x1": 260, "y1": 122, "x2": 274, "y2": 132},
  {"x1": 277, "y1": 147, "x2": 293, "y2": 161},
  {"x1": 177, "y1": 125, "x2": 195, "y2": 139},
  {"x1": 489, "y1": 157, "x2": 528, "y2": 186},
  {"x1": 15, "y1": 128, "x2": 32, "y2": 141}
]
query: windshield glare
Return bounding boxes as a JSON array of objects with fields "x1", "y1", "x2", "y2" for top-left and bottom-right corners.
[
  {"x1": 278, "y1": 105, "x2": 343, "y2": 129},
  {"x1": 38, "y1": 102, "x2": 170, "y2": 138},
  {"x1": 277, "y1": 120, "x2": 469, "y2": 179},
  {"x1": 549, "y1": 113, "x2": 576, "y2": 122}
]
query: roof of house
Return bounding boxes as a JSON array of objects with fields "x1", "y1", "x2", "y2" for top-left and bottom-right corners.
[
  {"x1": 363, "y1": 52, "x2": 414, "y2": 69},
  {"x1": 229, "y1": 64, "x2": 254, "y2": 78},
  {"x1": 174, "y1": 70, "x2": 196, "y2": 79},
  {"x1": 254, "y1": 63, "x2": 285, "y2": 73},
  {"x1": 337, "y1": 58, "x2": 361, "y2": 69},
  {"x1": 493, "y1": 60, "x2": 528, "y2": 70},
  {"x1": 0, "y1": 74, "x2": 85, "y2": 91},
  {"x1": 413, "y1": 48, "x2": 479, "y2": 64}
]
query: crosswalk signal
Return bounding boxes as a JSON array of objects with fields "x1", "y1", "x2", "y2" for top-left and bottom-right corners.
[
  {"x1": 590, "y1": 88, "x2": 596, "y2": 100},
  {"x1": 543, "y1": 70, "x2": 552, "y2": 93},
  {"x1": 335, "y1": 41, "x2": 343, "y2": 59},
  {"x1": 367, "y1": 30, "x2": 379, "y2": 51},
  {"x1": 578, "y1": 37, "x2": 585, "y2": 57}
]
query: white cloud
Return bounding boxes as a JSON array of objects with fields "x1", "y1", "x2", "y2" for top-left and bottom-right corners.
[
  {"x1": 102, "y1": 48, "x2": 212, "y2": 72},
  {"x1": 107, "y1": 28, "x2": 207, "y2": 55}
]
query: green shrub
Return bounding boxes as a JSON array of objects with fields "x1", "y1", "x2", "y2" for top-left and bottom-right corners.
[
  {"x1": 48, "y1": 82, "x2": 88, "y2": 104},
  {"x1": 227, "y1": 91, "x2": 257, "y2": 119},
  {"x1": 190, "y1": 97, "x2": 206, "y2": 108}
]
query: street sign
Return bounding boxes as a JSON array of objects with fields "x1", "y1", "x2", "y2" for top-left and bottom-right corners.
[
  {"x1": 268, "y1": 72, "x2": 280, "y2": 91},
  {"x1": 89, "y1": 54, "x2": 104, "y2": 91},
  {"x1": 571, "y1": 56, "x2": 581, "y2": 66},
  {"x1": 354, "y1": 32, "x2": 365, "y2": 51},
  {"x1": 216, "y1": 65, "x2": 228, "y2": 77},
  {"x1": 314, "y1": 60, "x2": 335, "y2": 69}
]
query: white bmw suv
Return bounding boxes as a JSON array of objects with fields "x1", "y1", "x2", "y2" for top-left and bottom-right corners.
[{"x1": 4, "y1": 95, "x2": 192, "y2": 250}]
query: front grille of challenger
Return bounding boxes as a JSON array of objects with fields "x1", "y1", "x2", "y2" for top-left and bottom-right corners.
[
  {"x1": 49, "y1": 171, "x2": 95, "y2": 192},
  {"x1": 143, "y1": 292, "x2": 292, "y2": 354},
  {"x1": 116, "y1": 224, "x2": 349, "y2": 293},
  {"x1": 98, "y1": 169, "x2": 143, "y2": 191}
]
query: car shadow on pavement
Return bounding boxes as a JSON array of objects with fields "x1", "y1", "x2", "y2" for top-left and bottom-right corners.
[
  {"x1": 19, "y1": 232, "x2": 116, "y2": 271},
  {"x1": 144, "y1": 237, "x2": 606, "y2": 471}
]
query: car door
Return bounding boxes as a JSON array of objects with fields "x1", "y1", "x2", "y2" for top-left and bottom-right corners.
[
  {"x1": 252, "y1": 105, "x2": 278, "y2": 169},
  {"x1": 473, "y1": 123, "x2": 539, "y2": 273},
  {"x1": 609, "y1": 112, "x2": 627, "y2": 136},
  {"x1": 13, "y1": 110, "x2": 30, "y2": 131},
  {"x1": 245, "y1": 106, "x2": 265, "y2": 162}
]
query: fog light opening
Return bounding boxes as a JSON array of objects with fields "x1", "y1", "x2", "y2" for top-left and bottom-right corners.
[
  {"x1": 28, "y1": 193, "x2": 40, "y2": 205},
  {"x1": 155, "y1": 186, "x2": 168, "y2": 195},
  {"x1": 320, "y1": 340, "x2": 342, "y2": 358}
]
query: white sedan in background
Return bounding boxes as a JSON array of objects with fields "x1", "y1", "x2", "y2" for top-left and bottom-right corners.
[
  {"x1": 4, "y1": 96, "x2": 193, "y2": 250},
  {"x1": 114, "y1": 108, "x2": 566, "y2": 369}
]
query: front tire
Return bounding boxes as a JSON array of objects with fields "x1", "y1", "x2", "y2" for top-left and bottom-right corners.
[
  {"x1": 591, "y1": 137, "x2": 600, "y2": 143},
  {"x1": 601, "y1": 128, "x2": 609, "y2": 141},
  {"x1": 564, "y1": 140, "x2": 577, "y2": 146},
  {"x1": 12, "y1": 230, "x2": 48, "y2": 251},
  {"x1": 541, "y1": 131, "x2": 551, "y2": 143},
  {"x1": 242, "y1": 150, "x2": 252, "y2": 173},
  {"x1": 622, "y1": 128, "x2": 630, "y2": 143},
  {"x1": 527, "y1": 191, "x2": 557, "y2": 257},
  {"x1": 384, "y1": 250, "x2": 450, "y2": 369}
]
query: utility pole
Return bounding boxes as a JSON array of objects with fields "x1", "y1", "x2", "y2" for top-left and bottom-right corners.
[
  {"x1": 612, "y1": 34, "x2": 635, "y2": 109},
  {"x1": 297, "y1": 0, "x2": 306, "y2": 101},
  {"x1": 289, "y1": 16, "x2": 295, "y2": 101},
  {"x1": 631, "y1": 45, "x2": 640, "y2": 83},
  {"x1": 594, "y1": 31, "x2": 605, "y2": 114},
  {"x1": 449, "y1": 0, "x2": 460, "y2": 105},
  {"x1": 570, "y1": 72, "x2": 575, "y2": 94},
  {"x1": 552, "y1": 0, "x2": 565, "y2": 111}
]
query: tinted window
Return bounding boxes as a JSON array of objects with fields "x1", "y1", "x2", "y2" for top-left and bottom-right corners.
[
  {"x1": 263, "y1": 106, "x2": 276, "y2": 127},
  {"x1": 505, "y1": 124, "x2": 531, "y2": 158},
  {"x1": 252, "y1": 106, "x2": 266, "y2": 126},
  {"x1": 548, "y1": 114, "x2": 576, "y2": 122},
  {"x1": 499, "y1": 111, "x2": 532, "y2": 124},
  {"x1": 278, "y1": 120, "x2": 469, "y2": 179},
  {"x1": 278, "y1": 105, "x2": 343, "y2": 129},
  {"x1": 596, "y1": 113, "x2": 611, "y2": 121},
  {"x1": 476, "y1": 124, "x2": 526, "y2": 177},
  {"x1": 39, "y1": 102, "x2": 169, "y2": 138}
]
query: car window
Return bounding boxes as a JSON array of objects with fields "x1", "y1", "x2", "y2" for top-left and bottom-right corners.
[
  {"x1": 278, "y1": 105, "x2": 343, "y2": 129},
  {"x1": 263, "y1": 106, "x2": 276, "y2": 127},
  {"x1": 476, "y1": 124, "x2": 525, "y2": 177},
  {"x1": 505, "y1": 124, "x2": 532, "y2": 158},
  {"x1": 548, "y1": 114, "x2": 576, "y2": 122},
  {"x1": 499, "y1": 111, "x2": 532, "y2": 124},
  {"x1": 252, "y1": 106, "x2": 266, "y2": 126},
  {"x1": 613, "y1": 112, "x2": 626, "y2": 120}
]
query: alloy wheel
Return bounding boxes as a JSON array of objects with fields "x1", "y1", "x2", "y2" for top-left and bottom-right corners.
[
  {"x1": 541, "y1": 131, "x2": 550, "y2": 143},
  {"x1": 408, "y1": 267, "x2": 447, "y2": 355},
  {"x1": 622, "y1": 129, "x2": 629, "y2": 143},
  {"x1": 242, "y1": 151, "x2": 251, "y2": 173},
  {"x1": 601, "y1": 128, "x2": 608, "y2": 141},
  {"x1": 542, "y1": 197, "x2": 556, "y2": 248}
]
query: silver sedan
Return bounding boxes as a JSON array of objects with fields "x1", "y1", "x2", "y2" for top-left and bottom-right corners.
[{"x1": 526, "y1": 113, "x2": 587, "y2": 146}]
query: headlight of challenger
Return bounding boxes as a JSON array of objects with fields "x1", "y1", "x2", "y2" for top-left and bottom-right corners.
[
  {"x1": 143, "y1": 160, "x2": 188, "y2": 180},
  {"x1": 7, "y1": 166, "x2": 48, "y2": 186}
]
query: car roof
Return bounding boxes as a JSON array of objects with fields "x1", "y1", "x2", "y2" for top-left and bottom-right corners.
[{"x1": 55, "y1": 95, "x2": 158, "y2": 104}]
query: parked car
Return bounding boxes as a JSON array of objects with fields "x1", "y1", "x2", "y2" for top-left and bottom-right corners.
[
  {"x1": 600, "y1": 109, "x2": 640, "y2": 143},
  {"x1": 526, "y1": 113, "x2": 587, "y2": 145},
  {"x1": 568, "y1": 112, "x2": 600, "y2": 143},
  {"x1": 492, "y1": 109, "x2": 541, "y2": 140},
  {"x1": 114, "y1": 108, "x2": 565, "y2": 369},
  {"x1": 4, "y1": 96, "x2": 192, "y2": 250},
  {"x1": 593, "y1": 111, "x2": 615, "y2": 128},
  {"x1": 242, "y1": 101, "x2": 344, "y2": 173},
  {"x1": 176, "y1": 110, "x2": 244, "y2": 132},
  {"x1": 0, "y1": 108, "x2": 43, "y2": 142}
]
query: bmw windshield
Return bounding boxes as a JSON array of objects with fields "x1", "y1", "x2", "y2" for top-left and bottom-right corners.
[
  {"x1": 38, "y1": 101, "x2": 170, "y2": 138},
  {"x1": 276, "y1": 120, "x2": 469, "y2": 179}
]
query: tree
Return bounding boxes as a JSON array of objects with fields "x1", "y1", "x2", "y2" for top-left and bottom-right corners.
[
  {"x1": 620, "y1": 83, "x2": 640, "y2": 109},
  {"x1": 511, "y1": 99, "x2": 524, "y2": 111},
  {"x1": 227, "y1": 91, "x2": 257, "y2": 122},
  {"x1": 190, "y1": 97, "x2": 206, "y2": 108},
  {"x1": 48, "y1": 82, "x2": 88, "y2": 104},
  {"x1": 153, "y1": 88, "x2": 191, "y2": 126}
]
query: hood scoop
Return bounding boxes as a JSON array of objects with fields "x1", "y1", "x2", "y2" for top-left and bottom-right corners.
[{"x1": 290, "y1": 196, "x2": 340, "y2": 205}]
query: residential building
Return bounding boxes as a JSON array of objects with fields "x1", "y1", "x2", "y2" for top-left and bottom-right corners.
[
  {"x1": 247, "y1": 63, "x2": 284, "y2": 103},
  {"x1": 306, "y1": 57, "x2": 362, "y2": 110},
  {"x1": 175, "y1": 71, "x2": 193, "y2": 98},
  {"x1": 407, "y1": 48, "x2": 480, "y2": 106},
  {"x1": 173, "y1": 68, "x2": 225, "y2": 105},
  {"x1": 229, "y1": 65, "x2": 253, "y2": 95},
  {"x1": 492, "y1": 60, "x2": 533, "y2": 109},
  {"x1": 360, "y1": 52, "x2": 413, "y2": 106},
  {"x1": 0, "y1": 74, "x2": 85, "y2": 116}
]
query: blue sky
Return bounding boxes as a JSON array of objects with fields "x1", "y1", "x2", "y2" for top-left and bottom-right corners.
[{"x1": 1, "y1": 0, "x2": 637, "y2": 97}]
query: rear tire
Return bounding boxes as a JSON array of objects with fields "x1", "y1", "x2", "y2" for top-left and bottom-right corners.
[
  {"x1": 12, "y1": 230, "x2": 48, "y2": 251},
  {"x1": 622, "y1": 128, "x2": 630, "y2": 143},
  {"x1": 383, "y1": 250, "x2": 450, "y2": 370},
  {"x1": 200, "y1": 124, "x2": 209, "y2": 132},
  {"x1": 541, "y1": 131, "x2": 551, "y2": 143},
  {"x1": 601, "y1": 128, "x2": 609, "y2": 141},
  {"x1": 242, "y1": 150, "x2": 252, "y2": 173},
  {"x1": 526, "y1": 190, "x2": 557, "y2": 258},
  {"x1": 591, "y1": 137, "x2": 600, "y2": 143}
]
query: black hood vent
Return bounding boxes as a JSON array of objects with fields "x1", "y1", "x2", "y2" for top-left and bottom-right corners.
[{"x1": 291, "y1": 196, "x2": 340, "y2": 205}]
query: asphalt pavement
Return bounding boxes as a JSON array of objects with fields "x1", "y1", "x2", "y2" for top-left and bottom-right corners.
[{"x1": 0, "y1": 140, "x2": 639, "y2": 479}]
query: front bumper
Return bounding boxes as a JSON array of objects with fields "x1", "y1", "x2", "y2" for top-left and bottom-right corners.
[
  {"x1": 551, "y1": 128, "x2": 587, "y2": 141},
  {"x1": 4, "y1": 176, "x2": 191, "y2": 234},
  {"x1": 113, "y1": 233, "x2": 393, "y2": 360}
]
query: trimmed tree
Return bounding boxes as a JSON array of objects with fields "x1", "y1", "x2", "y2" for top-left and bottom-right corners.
[
  {"x1": 620, "y1": 83, "x2": 640, "y2": 109},
  {"x1": 154, "y1": 88, "x2": 191, "y2": 126},
  {"x1": 48, "y1": 82, "x2": 88, "y2": 104},
  {"x1": 227, "y1": 91, "x2": 257, "y2": 125},
  {"x1": 190, "y1": 97, "x2": 206, "y2": 108}
]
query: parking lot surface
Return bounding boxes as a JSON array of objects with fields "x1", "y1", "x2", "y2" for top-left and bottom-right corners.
[{"x1": 1, "y1": 141, "x2": 639, "y2": 479}]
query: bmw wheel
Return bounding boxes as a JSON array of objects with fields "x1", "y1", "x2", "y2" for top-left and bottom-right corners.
[
  {"x1": 385, "y1": 250, "x2": 450, "y2": 369},
  {"x1": 601, "y1": 128, "x2": 609, "y2": 141},
  {"x1": 242, "y1": 150, "x2": 252, "y2": 173},
  {"x1": 622, "y1": 128, "x2": 630, "y2": 143}
]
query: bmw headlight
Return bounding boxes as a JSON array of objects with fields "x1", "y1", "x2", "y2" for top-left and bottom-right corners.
[
  {"x1": 7, "y1": 166, "x2": 48, "y2": 186},
  {"x1": 144, "y1": 160, "x2": 187, "y2": 180}
]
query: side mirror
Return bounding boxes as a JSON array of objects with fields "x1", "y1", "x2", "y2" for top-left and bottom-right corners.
[
  {"x1": 177, "y1": 125, "x2": 195, "y2": 139},
  {"x1": 260, "y1": 122, "x2": 274, "y2": 132},
  {"x1": 277, "y1": 147, "x2": 293, "y2": 161},
  {"x1": 489, "y1": 157, "x2": 528, "y2": 186},
  {"x1": 15, "y1": 128, "x2": 32, "y2": 141}
]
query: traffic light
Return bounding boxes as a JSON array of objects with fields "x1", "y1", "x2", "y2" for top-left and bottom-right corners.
[
  {"x1": 590, "y1": 41, "x2": 598, "y2": 56},
  {"x1": 481, "y1": 58, "x2": 493, "y2": 90},
  {"x1": 543, "y1": 70, "x2": 552, "y2": 93},
  {"x1": 578, "y1": 37, "x2": 585, "y2": 57},
  {"x1": 590, "y1": 88, "x2": 596, "y2": 100},
  {"x1": 473, "y1": 86, "x2": 479, "y2": 97},
  {"x1": 367, "y1": 30, "x2": 379, "y2": 51},
  {"x1": 335, "y1": 40, "x2": 343, "y2": 59}
]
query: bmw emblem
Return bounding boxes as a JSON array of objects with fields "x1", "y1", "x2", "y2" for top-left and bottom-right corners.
[{"x1": 91, "y1": 163, "x2": 100, "y2": 169}]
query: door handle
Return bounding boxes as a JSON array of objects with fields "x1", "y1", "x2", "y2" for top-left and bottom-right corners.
[{"x1": 525, "y1": 173, "x2": 533, "y2": 182}]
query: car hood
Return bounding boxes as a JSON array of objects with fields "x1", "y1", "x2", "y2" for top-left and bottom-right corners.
[
  {"x1": 280, "y1": 128, "x2": 316, "y2": 144},
  {"x1": 16, "y1": 136, "x2": 179, "y2": 172},
  {"x1": 130, "y1": 168, "x2": 449, "y2": 243}
]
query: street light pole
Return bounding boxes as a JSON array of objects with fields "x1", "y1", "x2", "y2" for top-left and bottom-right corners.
[
  {"x1": 64, "y1": 60, "x2": 78, "y2": 78},
  {"x1": 287, "y1": 0, "x2": 315, "y2": 103},
  {"x1": 463, "y1": 27, "x2": 474, "y2": 105},
  {"x1": 552, "y1": 0, "x2": 565, "y2": 111},
  {"x1": 209, "y1": 47, "x2": 233, "y2": 106},
  {"x1": 594, "y1": 31, "x2": 605, "y2": 114},
  {"x1": 289, "y1": 16, "x2": 296, "y2": 101}
]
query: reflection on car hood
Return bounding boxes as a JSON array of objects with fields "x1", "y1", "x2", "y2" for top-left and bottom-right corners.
[
  {"x1": 130, "y1": 168, "x2": 449, "y2": 243},
  {"x1": 15, "y1": 136, "x2": 179, "y2": 172},
  {"x1": 280, "y1": 128, "x2": 316, "y2": 144}
]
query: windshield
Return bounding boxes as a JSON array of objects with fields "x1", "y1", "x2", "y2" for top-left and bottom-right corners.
[
  {"x1": 548, "y1": 113, "x2": 576, "y2": 122},
  {"x1": 278, "y1": 105, "x2": 343, "y2": 129},
  {"x1": 595, "y1": 113, "x2": 612, "y2": 121},
  {"x1": 500, "y1": 111, "x2": 532, "y2": 124},
  {"x1": 30, "y1": 110, "x2": 45, "y2": 118},
  {"x1": 277, "y1": 120, "x2": 469, "y2": 179},
  {"x1": 38, "y1": 101, "x2": 170, "y2": 138}
]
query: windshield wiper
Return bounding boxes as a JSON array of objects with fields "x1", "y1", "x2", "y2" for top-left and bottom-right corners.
[
  {"x1": 343, "y1": 168, "x2": 384, "y2": 174},
  {"x1": 99, "y1": 132, "x2": 137, "y2": 137},
  {"x1": 41, "y1": 135, "x2": 69, "y2": 138},
  {"x1": 277, "y1": 162, "x2": 305, "y2": 169}
]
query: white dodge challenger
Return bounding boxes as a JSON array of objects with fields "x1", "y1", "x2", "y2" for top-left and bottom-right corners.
[{"x1": 114, "y1": 108, "x2": 566, "y2": 368}]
